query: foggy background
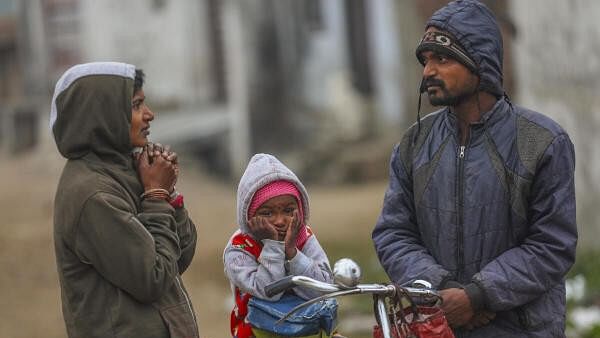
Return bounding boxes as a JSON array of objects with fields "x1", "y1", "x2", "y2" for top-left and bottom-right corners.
[{"x1": 1, "y1": 0, "x2": 599, "y2": 337}]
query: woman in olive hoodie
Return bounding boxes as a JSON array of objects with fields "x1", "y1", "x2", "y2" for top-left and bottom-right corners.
[{"x1": 51, "y1": 62, "x2": 199, "y2": 338}]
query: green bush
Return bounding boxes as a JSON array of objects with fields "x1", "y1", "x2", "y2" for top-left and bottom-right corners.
[
  {"x1": 581, "y1": 325, "x2": 600, "y2": 338},
  {"x1": 568, "y1": 250, "x2": 600, "y2": 305}
]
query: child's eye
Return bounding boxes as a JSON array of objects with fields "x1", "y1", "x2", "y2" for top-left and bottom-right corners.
[
  {"x1": 258, "y1": 211, "x2": 272, "y2": 217},
  {"x1": 284, "y1": 208, "x2": 295, "y2": 214},
  {"x1": 437, "y1": 55, "x2": 448, "y2": 63}
]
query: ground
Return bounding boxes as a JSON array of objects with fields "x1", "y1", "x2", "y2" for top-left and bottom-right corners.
[{"x1": 0, "y1": 147, "x2": 388, "y2": 338}]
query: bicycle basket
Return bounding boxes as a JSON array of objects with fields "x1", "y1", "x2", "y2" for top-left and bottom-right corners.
[{"x1": 247, "y1": 293, "x2": 338, "y2": 336}]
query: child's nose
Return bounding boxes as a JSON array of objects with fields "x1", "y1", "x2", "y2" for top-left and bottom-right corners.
[{"x1": 272, "y1": 213, "x2": 288, "y2": 226}]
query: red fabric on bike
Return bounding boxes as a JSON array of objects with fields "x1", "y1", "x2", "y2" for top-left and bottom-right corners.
[
  {"x1": 230, "y1": 234, "x2": 261, "y2": 338},
  {"x1": 373, "y1": 324, "x2": 401, "y2": 338},
  {"x1": 230, "y1": 292, "x2": 253, "y2": 338},
  {"x1": 373, "y1": 306, "x2": 455, "y2": 338},
  {"x1": 408, "y1": 306, "x2": 454, "y2": 338}
]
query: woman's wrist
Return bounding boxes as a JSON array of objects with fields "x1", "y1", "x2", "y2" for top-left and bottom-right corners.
[{"x1": 140, "y1": 188, "x2": 170, "y2": 201}]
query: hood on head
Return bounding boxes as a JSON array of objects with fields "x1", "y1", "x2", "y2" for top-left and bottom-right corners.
[
  {"x1": 236, "y1": 153, "x2": 310, "y2": 234},
  {"x1": 50, "y1": 62, "x2": 136, "y2": 160},
  {"x1": 422, "y1": 0, "x2": 504, "y2": 97}
]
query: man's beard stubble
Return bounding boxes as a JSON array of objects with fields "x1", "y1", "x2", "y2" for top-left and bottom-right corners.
[{"x1": 424, "y1": 77, "x2": 477, "y2": 107}]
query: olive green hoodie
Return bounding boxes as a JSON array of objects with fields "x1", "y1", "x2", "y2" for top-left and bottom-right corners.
[{"x1": 51, "y1": 62, "x2": 198, "y2": 338}]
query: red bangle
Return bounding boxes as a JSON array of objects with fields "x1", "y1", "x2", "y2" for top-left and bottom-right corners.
[{"x1": 169, "y1": 193, "x2": 184, "y2": 208}]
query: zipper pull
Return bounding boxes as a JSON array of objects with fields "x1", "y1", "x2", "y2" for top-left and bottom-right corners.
[{"x1": 459, "y1": 146, "x2": 465, "y2": 158}]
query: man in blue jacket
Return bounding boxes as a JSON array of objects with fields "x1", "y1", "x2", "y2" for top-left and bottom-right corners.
[{"x1": 372, "y1": 1, "x2": 577, "y2": 337}]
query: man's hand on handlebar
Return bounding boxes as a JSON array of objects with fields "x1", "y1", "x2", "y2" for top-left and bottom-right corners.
[{"x1": 439, "y1": 288, "x2": 474, "y2": 327}]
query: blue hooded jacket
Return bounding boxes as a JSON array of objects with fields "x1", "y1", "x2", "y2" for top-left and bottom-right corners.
[{"x1": 373, "y1": 1, "x2": 577, "y2": 337}]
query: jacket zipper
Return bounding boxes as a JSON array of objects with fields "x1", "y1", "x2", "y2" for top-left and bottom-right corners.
[
  {"x1": 175, "y1": 276, "x2": 198, "y2": 333},
  {"x1": 457, "y1": 145, "x2": 466, "y2": 282}
]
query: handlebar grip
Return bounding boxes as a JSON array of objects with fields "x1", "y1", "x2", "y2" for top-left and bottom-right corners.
[{"x1": 265, "y1": 276, "x2": 295, "y2": 297}]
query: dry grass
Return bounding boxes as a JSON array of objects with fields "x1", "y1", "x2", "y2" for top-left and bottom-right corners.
[{"x1": 0, "y1": 147, "x2": 388, "y2": 338}]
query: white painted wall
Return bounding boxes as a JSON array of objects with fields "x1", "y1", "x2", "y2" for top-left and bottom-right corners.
[
  {"x1": 368, "y1": 0, "x2": 404, "y2": 124},
  {"x1": 300, "y1": 0, "x2": 349, "y2": 109},
  {"x1": 78, "y1": 0, "x2": 213, "y2": 106}
]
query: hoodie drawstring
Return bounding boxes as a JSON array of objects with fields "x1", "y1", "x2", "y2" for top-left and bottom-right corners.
[
  {"x1": 414, "y1": 78, "x2": 426, "y2": 145},
  {"x1": 503, "y1": 91, "x2": 514, "y2": 110}
]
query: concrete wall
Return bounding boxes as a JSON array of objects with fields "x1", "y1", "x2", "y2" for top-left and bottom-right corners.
[
  {"x1": 79, "y1": 0, "x2": 214, "y2": 107},
  {"x1": 510, "y1": 0, "x2": 600, "y2": 249}
]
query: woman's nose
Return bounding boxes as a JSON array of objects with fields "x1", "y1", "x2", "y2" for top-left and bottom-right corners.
[{"x1": 144, "y1": 106, "x2": 155, "y2": 121}]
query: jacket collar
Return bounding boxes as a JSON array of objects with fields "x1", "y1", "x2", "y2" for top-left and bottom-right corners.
[{"x1": 445, "y1": 97, "x2": 508, "y2": 127}]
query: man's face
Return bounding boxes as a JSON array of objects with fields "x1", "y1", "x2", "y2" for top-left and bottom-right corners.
[
  {"x1": 130, "y1": 89, "x2": 154, "y2": 147},
  {"x1": 419, "y1": 28, "x2": 479, "y2": 107}
]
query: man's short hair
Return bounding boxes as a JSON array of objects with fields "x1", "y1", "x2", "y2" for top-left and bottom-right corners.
[{"x1": 133, "y1": 69, "x2": 145, "y2": 94}]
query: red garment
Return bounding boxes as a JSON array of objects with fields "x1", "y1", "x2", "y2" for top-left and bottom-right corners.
[{"x1": 169, "y1": 193, "x2": 184, "y2": 209}]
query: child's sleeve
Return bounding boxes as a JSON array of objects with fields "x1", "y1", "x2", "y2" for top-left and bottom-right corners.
[
  {"x1": 287, "y1": 235, "x2": 334, "y2": 299},
  {"x1": 224, "y1": 239, "x2": 287, "y2": 300}
]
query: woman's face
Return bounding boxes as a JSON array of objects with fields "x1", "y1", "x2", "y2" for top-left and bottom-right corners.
[{"x1": 129, "y1": 89, "x2": 154, "y2": 147}]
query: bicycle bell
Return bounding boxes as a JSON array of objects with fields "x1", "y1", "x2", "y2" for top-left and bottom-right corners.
[
  {"x1": 333, "y1": 258, "x2": 361, "y2": 287},
  {"x1": 412, "y1": 279, "x2": 432, "y2": 289}
]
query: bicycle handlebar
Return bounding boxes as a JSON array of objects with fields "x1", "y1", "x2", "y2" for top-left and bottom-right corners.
[
  {"x1": 265, "y1": 275, "x2": 441, "y2": 305},
  {"x1": 263, "y1": 258, "x2": 441, "y2": 338},
  {"x1": 264, "y1": 275, "x2": 348, "y2": 296},
  {"x1": 264, "y1": 276, "x2": 295, "y2": 297},
  {"x1": 265, "y1": 274, "x2": 442, "y2": 338}
]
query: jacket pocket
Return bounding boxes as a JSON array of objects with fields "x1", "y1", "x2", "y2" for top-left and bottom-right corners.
[{"x1": 159, "y1": 302, "x2": 199, "y2": 338}]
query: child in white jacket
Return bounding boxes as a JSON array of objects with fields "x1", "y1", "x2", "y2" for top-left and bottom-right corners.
[{"x1": 223, "y1": 153, "x2": 334, "y2": 338}]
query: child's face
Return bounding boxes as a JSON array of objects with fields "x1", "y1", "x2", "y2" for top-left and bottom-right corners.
[{"x1": 255, "y1": 195, "x2": 299, "y2": 239}]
